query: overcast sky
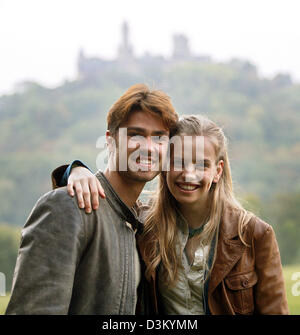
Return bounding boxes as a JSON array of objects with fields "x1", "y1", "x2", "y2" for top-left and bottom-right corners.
[{"x1": 1, "y1": 0, "x2": 300, "y2": 95}]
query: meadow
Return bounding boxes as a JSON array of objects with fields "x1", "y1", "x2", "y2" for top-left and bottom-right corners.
[
  {"x1": 1, "y1": 264, "x2": 299, "y2": 315},
  {"x1": 282, "y1": 264, "x2": 300, "y2": 314}
]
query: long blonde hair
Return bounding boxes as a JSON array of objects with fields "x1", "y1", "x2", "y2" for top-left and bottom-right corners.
[{"x1": 140, "y1": 115, "x2": 253, "y2": 285}]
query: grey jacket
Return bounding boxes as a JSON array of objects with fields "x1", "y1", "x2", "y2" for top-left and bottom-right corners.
[{"x1": 6, "y1": 171, "x2": 143, "y2": 315}]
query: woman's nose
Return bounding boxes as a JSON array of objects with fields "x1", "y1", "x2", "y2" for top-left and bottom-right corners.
[
  {"x1": 182, "y1": 163, "x2": 203, "y2": 183},
  {"x1": 182, "y1": 163, "x2": 196, "y2": 182}
]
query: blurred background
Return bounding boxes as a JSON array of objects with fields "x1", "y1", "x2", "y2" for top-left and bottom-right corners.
[{"x1": 0, "y1": 0, "x2": 299, "y2": 314}]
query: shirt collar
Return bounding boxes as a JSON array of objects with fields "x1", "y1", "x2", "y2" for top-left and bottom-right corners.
[{"x1": 95, "y1": 171, "x2": 144, "y2": 233}]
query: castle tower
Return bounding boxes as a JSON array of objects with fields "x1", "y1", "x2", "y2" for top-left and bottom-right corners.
[
  {"x1": 172, "y1": 34, "x2": 191, "y2": 60},
  {"x1": 122, "y1": 22, "x2": 130, "y2": 52},
  {"x1": 77, "y1": 48, "x2": 86, "y2": 78},
  {"x1": 118, "y1": 21, "x2": 134, "y2": 61}
]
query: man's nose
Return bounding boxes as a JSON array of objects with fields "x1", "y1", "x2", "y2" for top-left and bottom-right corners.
[{"x1": 139, "y1": 136, "x2": 156, "y2": 154}]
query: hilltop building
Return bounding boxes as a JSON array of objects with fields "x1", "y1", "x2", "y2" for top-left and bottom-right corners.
[{"x1": 77, "y1": 21, "x2": 211, "y2": 79}]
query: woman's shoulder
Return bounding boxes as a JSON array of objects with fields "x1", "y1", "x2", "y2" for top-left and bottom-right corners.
[
  {"x1": 222, "y1": 204, "x2": 272, "y2": 240},
  {"x1": 247, "y1": 213, "x2": 274, "y2": 241}
]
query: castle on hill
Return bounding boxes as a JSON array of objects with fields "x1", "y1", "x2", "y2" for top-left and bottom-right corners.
[
  {"x1": 77, "y1": 21, "x2": 293, "y2": 87},
  {"x1": 77, "y1": 21, "x2": 211, "y2": 79}
]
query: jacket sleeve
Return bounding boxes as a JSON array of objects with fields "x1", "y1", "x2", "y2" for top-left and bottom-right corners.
[
  {"x1": 51, "y1": 160, "x2": 92, "y2": 189},
  {"x1": 253, "y1": 222, "x2": 289, "y2": 314},
  {"x1": 5, "y1": 188, "x2": 86, "y2": 315},
  {"x1": 51, "y1": 165, "x2": 69, "y2": 189}
]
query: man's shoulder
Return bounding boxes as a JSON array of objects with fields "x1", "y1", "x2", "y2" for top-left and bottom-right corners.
[
  {"x1": 22, "y1": 187, "x2": 85, "y2": 240},
  {"x1": 35, "y1": 186, "x2": 79, "y2": 212},
  {"x1": 35, "y1": 186, "x2": 128, "y2": 230}
]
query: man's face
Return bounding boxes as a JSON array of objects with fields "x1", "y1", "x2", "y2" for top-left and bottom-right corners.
[{"x1": 111, "y1": 110, "x2": 170, "y2": 183}]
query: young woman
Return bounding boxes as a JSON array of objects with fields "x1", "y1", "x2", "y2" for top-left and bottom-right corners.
[
  {"x1": 138, "y1": 115, "x2": 289, "y2": 315},
  {"x1": 55, "y1": 115, "x2": 289, "y2": 315}
]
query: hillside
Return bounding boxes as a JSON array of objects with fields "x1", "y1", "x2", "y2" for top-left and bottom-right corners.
[{"x1": 0, "y1": 59, "x2": 300, "y2": 264}]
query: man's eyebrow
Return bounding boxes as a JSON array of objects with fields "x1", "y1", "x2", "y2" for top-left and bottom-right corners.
[
  {"x1": 127, "y1": 127, "x2": 147, "y2": 133},
  {"x1": 127, "y1": 127, "x2": 169, "y2": 136},
  {"x1": 127, "y1": 127, "x2": 143, "y2": 130},
  {"x1": 151, "y1": 130, "x2": 169, "y2": 136}
]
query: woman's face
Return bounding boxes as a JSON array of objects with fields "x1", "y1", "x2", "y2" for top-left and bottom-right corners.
[{"x1": 166, "y1": 135, "x2": 223, "y2": 207}]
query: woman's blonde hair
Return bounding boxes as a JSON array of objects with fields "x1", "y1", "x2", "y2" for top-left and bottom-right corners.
[{"x1": 140, "y1": 115, "x2": 253, "y2": 285}]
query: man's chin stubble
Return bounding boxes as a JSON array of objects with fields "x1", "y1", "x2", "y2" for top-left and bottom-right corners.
[{"x1": 119, "y1": 169, "x2": 160, "y2": 183}]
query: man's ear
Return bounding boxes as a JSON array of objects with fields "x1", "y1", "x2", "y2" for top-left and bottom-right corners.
[
  {"x1": 213, "y1": 160, "x2": 224, "y2": 183},
  {"x1": 106, "y1": 130, "x2": 115, "y2": 152},
  {"x1": 106, "y1": 130, "x2": 111, "y2": 142}
]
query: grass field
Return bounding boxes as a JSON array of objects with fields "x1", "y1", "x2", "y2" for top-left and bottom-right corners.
[
  {"x1": 0, "y1": 294, "x2": 10, "y2": 315},
  {"x1": 282, "y1": 264, "x2": 300, "y2": 315},
  {"x1": 1, "y1": 265, "x2": 299, "y2": 315}
]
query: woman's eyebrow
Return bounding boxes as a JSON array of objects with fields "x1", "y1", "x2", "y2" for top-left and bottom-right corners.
[
  {"x1": 172, "y1": 158, "x2": 212, "y2": 165},
  {"x1": 195, "y1": 159, "x2": 211, "y2": 164}
]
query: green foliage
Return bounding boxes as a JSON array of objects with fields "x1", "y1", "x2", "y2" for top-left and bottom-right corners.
[
  {"x1": 0, "y1": 224, "x2": 21, "y2": 292},
  {"x1": 267, "y1": 193, "x2": 300, "y2": 265},
  {"x1": 239, "y1": 192, "x2": 300, "y2": 266}
]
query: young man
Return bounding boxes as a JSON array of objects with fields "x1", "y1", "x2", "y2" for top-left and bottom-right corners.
[{"x1": 6, "y1": 84, "x2": 178, "y2": 315}]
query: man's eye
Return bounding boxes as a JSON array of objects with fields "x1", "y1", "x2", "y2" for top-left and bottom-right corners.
[
  {"x1": 128, "y1": 134, "x2": 143, "y2": 141},
  {"x1": 159, "y1": 136, "x2": 169, "y2": 143},
  {"x1": 152, "y1": 136, "x2": 169, "y2": 144},
  {"x1": 152, "y1": 137, "x2": 162, "y2": 144}
]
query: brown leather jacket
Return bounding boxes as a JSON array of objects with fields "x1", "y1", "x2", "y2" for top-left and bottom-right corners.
[{"x1": 138, "y1": 206, "x2": 289, "y2": 315}]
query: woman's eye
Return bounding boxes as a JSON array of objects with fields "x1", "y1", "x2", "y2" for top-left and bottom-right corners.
[
  {"x1": 173, "y1": 160, "x2": 182, "y2": 168},
  {"x1": 195, "y1": 164, "x2": 205, "y2": 170},
  {"x1": 195, "y1": 161, "x2": 209, "y2": 170}
]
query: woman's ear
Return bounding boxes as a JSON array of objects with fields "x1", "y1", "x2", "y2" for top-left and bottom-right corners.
[{"x1": 213, "y1": 160, "x2": 224, "y2": 183}]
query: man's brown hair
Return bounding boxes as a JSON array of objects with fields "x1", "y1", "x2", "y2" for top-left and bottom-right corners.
[{"x1": 107, "y1": 84, "x2": 178, "y2": 136}]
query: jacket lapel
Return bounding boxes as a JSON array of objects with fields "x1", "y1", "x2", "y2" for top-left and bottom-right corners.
[{"x1": 208, "y1": 207, "x2": 246, "y2": 295}]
